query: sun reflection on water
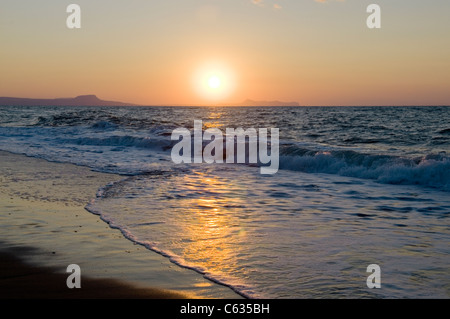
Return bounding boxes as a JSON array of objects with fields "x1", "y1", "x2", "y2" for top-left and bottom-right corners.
[{"x1": 174, "y1": 172, "x2": 248, "y2": 281}]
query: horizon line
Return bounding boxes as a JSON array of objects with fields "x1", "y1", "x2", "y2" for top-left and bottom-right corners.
[{"x1": 0, "y1": 95, "x2": 449, "y2": 108}]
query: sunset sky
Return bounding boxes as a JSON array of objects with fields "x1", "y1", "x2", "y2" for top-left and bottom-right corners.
[{"x1": 1, "y1": 0, "x2": 449, "y2": 106}]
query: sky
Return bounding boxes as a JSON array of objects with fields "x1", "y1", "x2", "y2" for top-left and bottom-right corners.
[{"x1": 0, "y1": 0, "x2": 449, "y2": 106}]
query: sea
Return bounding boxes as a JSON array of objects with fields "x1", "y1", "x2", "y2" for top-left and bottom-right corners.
[{"x1": 0, "y1": 105, "x2": 449, "y2": 298}]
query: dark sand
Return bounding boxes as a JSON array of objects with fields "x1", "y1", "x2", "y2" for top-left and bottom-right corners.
[{"x1": 0, "y1": 249, "x2": 186, "y2": 299}]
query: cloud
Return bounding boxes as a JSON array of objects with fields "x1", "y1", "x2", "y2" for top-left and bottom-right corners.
[{"x1": 251, "y1": 0, "x2": 283, "y2": 10}]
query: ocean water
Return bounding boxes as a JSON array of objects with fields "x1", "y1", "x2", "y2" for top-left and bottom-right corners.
[{"x1": 0, "y1": 105, "x2": 449, "y2": 298}]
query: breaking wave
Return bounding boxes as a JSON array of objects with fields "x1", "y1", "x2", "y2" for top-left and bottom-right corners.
[{"x1": 279, "y1": 145, "x2": 450, "y2": 191}]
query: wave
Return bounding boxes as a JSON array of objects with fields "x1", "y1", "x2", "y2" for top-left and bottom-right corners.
[
  {"x1": 3, "y1": 113, "x2": 450, "y2": 191},
  {"x1": 63, "y1": 135, "x2": 171, "y2": 150},
  {"x1": 33, "y1": 111, "x2": 108, "y2": 127},
  {"x1": 91, "y1": 121, "x2": 118, "y2": 129},
  {"x1": 32, "y1": 111, "x2": 176, "y2": 132},
  {"x1": 438, "y1": 128, "x2": 450, "y2": 135},
  {"x1": 279, "y1": 145, "x2": 450, "y2": 191}
]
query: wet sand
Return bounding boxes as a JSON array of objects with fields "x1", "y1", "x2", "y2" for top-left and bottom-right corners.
[{"x1": 0, "y1": 151, "x2": 241, "y2": 299}]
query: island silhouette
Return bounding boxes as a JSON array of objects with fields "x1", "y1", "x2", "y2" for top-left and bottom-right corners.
[{"x1": 0, "y1": 95, "x2": 136, "y2": 107}]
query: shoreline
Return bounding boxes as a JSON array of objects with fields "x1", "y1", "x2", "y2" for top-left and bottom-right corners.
[{"x1": 0, "y1": 151, "x2": 242, "y2": 299}]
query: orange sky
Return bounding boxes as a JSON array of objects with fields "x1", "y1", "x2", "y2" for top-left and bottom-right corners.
[{"x1": 1, "y1": 0, "x2": 449, "y2": 106}]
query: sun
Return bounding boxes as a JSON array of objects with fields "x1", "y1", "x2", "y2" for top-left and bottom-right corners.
[
  {"x1": 193, "y1": 61, "x2": 236, "y2": 102},
  {"x1": 208, "y1": 76, "x2": 221, "y2": 89}
]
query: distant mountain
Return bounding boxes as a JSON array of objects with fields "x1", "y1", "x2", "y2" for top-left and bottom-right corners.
[
  {"x1": 238, "y1": 99, "x2": 300, "y2": 107},
  {"x1": 0, "y1": 95, "x2": 136, "y2": 106}
]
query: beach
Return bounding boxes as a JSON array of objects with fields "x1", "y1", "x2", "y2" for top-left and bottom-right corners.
[
  {"x1": 0, "y1": 151, "x2": 241, "y2": 299},
  {"x1": 0, "y1": 105, "x2": 449, "y2": 298}
]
